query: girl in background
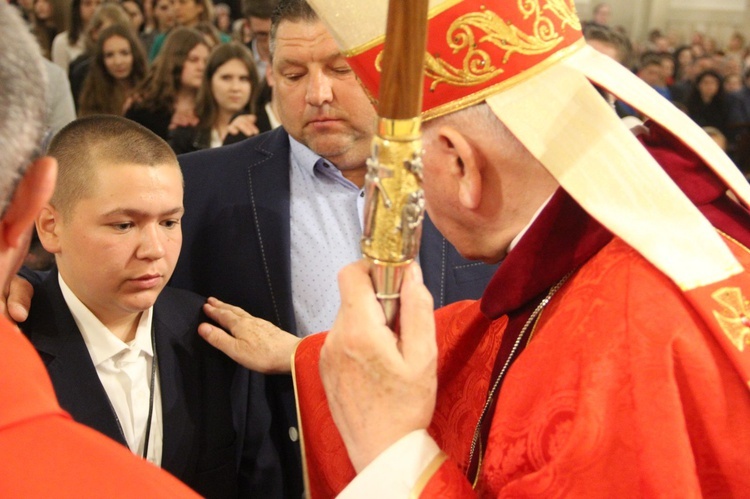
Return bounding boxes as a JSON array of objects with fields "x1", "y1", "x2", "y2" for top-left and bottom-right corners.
[
  {"x1": 121, "y1": 0, "x2": 145, "y2": 33},
  {"x1": 170, "y1": 42, "x2": 258, "y2": 154},
  {"x1": 78, "y1": 24, "x2": 147, "y2": 117},
  {"x1": 32, "y1": 0, "x2": 69, "y2": 59},
  {"x1": 51, "y1": 0, "x2": 102, "y2": 72},
  {"x1": 125, "y1": 27, "x2": 209, "y2": 140},
  {"x1": 68, "y1": 3, "x2": 132, "y2": 106}
]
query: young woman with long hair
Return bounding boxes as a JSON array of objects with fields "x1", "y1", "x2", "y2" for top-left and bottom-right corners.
[
  {"x1": 51, "y1": 0, "x2": 103, "y2": 72},
  {"x1": 32, "y1": 0, "x2": 70, "y2": 59},
  {"x1": 170, "y1": 41, "x2": 258, "y2": 154},
  {"x1": 78, "y1": 24, "x2": 147, "y2": 117},
  {"x1": 125, "y1": 27, "x2": 209, "y2": 140},
  {"x1": 68, "y1": 3, "x2": 132, "y2": 107}
]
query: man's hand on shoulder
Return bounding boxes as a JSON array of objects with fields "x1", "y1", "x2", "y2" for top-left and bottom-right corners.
[
  {"x1": 320, "y1": 260, "x2": 438, "y2": 473},
  {"x1": 1, "y1": 275, "x2": 33, "y2": 323},
  {"x1": 198, "y1": 297, "x2": 300, "y2": 374}
]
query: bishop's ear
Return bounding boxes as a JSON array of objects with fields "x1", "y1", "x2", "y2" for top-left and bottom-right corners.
[{"x1": 434, "y1": 125, "x2": 482, "y2": 210}]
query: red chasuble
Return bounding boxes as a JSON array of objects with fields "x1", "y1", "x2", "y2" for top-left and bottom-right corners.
[{"x1": 293, "y1": 124, "x2": 750, "y2": 497}]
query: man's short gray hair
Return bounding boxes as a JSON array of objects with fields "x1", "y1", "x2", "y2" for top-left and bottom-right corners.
[{"x1": 0, "y1": 3, "x2": 48, "y2": 214}]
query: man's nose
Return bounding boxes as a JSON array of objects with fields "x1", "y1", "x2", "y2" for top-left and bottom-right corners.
[{"x1": 306, "y1": 69, "x2": 333, "y2": 106}]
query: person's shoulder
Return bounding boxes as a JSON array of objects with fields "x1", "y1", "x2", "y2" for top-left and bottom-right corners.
[
  {"x1": 68, "y1": 54, "x2": 90, "y2": 76},
  {"x1": 23, "y1": 271, "x2": 59, "y2": 326},
  {"x1": 51, "y1": 30, "x2": 69, "y2": 48},
  {"x1": 153, "y1": 288, "x2": 208, "y2": 339},
  {"x1": 42, "y1": 58, "x2": 67, "y2": 84},
  {"x1": 580, "y1": 236, "x2": 694, "y2": 318},
  {"x1": 157, "y1": 286, "x2": 206, "y2": 313},
  {"x1": 168, "y1": 125, "x2": 200, "y2": 155},
  {"x1": 178, "y1": 127, "x2": 289, "y2": 171},
  {"x1": 4, "y1": 413, "x2": 200, "y2": 497}
]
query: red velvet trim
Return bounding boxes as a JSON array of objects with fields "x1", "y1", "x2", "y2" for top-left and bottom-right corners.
[
  {"x1": 638, "y1": 121, "x2": 750, "y2": 248},
  {"x1": 481, "y1": 122, "x2": 750, "y2": 320},
  {"x1": 479, "y1": 189, "x2": 612, "y2": 320}
]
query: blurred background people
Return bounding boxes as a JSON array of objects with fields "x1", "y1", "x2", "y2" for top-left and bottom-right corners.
[
  {"x1": 78, "y1": 24, "x2": 148, "y2": 117},
  {"x1": 149, "y1": 0, "x2": 229, "y2": 61},
  {"x1": 686, "y1": 69, "x2": 731, "y2": 137},
  {"x1": 122, "y1": 0, "x2": 146, "y2": 34},
  {"x1": 32, "y1": 0, "x2": 70, "y2": 59},
  {"x1": 214, "y1": 2, "x2": 231, "y2": 34},
  {"x1": 242, "y1": 0, "x2": 275, "y2": 77},
  {"x1": 125, "y1": 27, "x2": 209, "y2": 140},
  {"x1": 141, "y1": 0, "x2": 175, "y2": 54},
  {"x1": 241, "y1": 0, "x2": 277, "y2": 132},
  {"x1": 51, "y1": 0, "x2": 102, "y2": 72},
  {"x1": 68, "y1": 3, "x2": 132, "y2": 108},
  {"x1": 170, "y1": 42, "x2": 258, "y2": 154},
  {"x1": 585, "y1": 2, "x2": 611, "y2": 29}
]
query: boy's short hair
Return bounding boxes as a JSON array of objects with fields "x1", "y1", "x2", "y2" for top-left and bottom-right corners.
[{"x1": 47, "y1": 116, "x2": 180, "y2": 218}]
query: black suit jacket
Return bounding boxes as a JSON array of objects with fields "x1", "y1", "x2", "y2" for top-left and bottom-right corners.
[
  {"x1": 21, "y1": 274, "x2": 238, "y2": 499},
  {"x1": 173, "y1": 126, "x2": 497, "y2": 498}
]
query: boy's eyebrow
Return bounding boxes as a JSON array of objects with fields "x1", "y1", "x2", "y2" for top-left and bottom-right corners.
[{"x1": 101, "y1": 206, "x2": 185, "y2": 218}]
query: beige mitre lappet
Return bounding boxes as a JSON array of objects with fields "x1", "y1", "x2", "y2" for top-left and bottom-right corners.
[{"x1": 306, "y1": 0, "x2": 750, "y2": 387}]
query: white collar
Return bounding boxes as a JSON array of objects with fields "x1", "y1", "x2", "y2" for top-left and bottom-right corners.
[
  {"x1": 58, "y1": 273, "x2": 154, "y2": 366},
  {"x1": 507, "y1": 193, "x2": 554, "y2": 254}
]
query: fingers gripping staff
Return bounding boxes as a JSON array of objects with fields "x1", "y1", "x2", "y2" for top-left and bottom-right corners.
[{"x1": 319, "y1": 261, "x2": 437, "y2": 473}]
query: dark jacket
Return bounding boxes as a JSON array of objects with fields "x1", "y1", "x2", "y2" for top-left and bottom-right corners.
[
  {"x1": 173, "y1": 126, "x2": 498, "y2": 498},
  {"x1": 21, "y1": 273, "x2": 240, "y2": 498}
]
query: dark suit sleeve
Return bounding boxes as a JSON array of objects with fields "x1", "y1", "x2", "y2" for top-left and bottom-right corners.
[{"x1": 18, "y1": 266, "x2": 49, "y2": 286}]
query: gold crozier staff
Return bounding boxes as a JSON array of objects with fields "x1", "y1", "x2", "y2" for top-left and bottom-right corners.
[{"x1": 361, "y1": 0, "x2": 431, "y2": 327}]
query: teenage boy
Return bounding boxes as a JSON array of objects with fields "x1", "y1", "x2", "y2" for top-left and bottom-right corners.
[{"x1": 21, "y1": 115, "x2": 243, "y2": 498}]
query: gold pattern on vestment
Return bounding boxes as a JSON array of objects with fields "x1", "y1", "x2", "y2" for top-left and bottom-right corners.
[
  {"x1": 711, "y1": 287, "x2": 750, "y2": 352},
  {"x1": 424, "y1": 0, "x2": 578, "y2": 90}
]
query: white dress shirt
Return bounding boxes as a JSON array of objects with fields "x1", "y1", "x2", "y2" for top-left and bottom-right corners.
[
  {"x1": 59, "y1": 274, "x2": 163, "y2": 466},
  {"x1": 288, "y1": 137, "x2": 366, "y2": 337}
]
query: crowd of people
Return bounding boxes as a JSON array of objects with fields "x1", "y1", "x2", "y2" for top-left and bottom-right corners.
[
  {"x1": 582, "y1": 3, "x2": 750, "y2": 177},
  {"x1": 11, "y1": 0, "x2": 279, "y2": 150},
  {"x1": 5, "y1": 0, "x2": 495, "y2": 496},
  {"x1": 10, "y1": 0, "x2": 750, "y2": 179},
  {"x1": 3, "y1": 0, "x2": 750, "y2": 497}
]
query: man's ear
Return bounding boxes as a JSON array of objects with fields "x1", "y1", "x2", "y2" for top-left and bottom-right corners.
[
  {"x1": 0, "y1": 156, "x2": 57, "y2": 251},
  {"x1": 265, "y1": 63, "x2": 274, "y2": 87},
  {"x1": 436, "y1": 126, "x2": 482, "y2": 210}
]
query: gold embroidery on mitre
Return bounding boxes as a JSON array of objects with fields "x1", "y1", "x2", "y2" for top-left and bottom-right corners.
[
  {"x1": 711, "y1": 287, "x2": 750, "y2": 352},
  {"x1": 424, "y1": 0, "x2": 580, "y2": 90},
  {"x1": 536, "y1": 0, "x2": 581, "y2": 31}
]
